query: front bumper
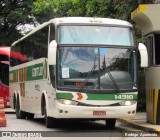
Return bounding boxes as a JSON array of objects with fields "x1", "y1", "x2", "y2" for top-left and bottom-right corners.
[{"x1": 52, "y1": 102, "x2": 137, "y2": 119}]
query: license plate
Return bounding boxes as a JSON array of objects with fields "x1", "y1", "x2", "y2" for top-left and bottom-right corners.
[{"x1": 93, "y1": 111, "x2": 106, "y2": 116}]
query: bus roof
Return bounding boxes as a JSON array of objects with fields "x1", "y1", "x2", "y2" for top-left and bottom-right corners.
[
  {"x1": 12, "y1": 17, "x2": 133, "y2": 46},
  {"x1": 52, "y1": 17, "x2": 132, "y2": 26}
]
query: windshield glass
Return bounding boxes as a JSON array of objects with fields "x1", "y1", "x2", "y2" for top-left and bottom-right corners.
[
  {"x1": 57, "y1": 47, "x2": 136, "y2": 91},
  {"x1": 58, "y1": 26, "x2": 134, "y2": 46}
]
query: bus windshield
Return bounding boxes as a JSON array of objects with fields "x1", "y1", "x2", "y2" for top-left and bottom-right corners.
[
  {"x1": 58, "y1": 25, "x2": 134, "y2": 46},
  {"x1": 57, "y1": 47, "x2": 136, "y2": 91}
]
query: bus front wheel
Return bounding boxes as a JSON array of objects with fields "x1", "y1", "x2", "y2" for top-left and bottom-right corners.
[
  {"x1": 105, "y1": 119, "x2": 116, "y2": 129},
  {"x1": 44, "y1": 100, "x2": 56, "y2": 128}
]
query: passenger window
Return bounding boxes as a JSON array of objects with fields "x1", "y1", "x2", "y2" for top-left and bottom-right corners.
[{"x1": 49, "y1": 24, "x2": 55, "y2": 42}]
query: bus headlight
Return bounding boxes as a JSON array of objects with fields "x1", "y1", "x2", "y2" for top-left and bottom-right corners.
[
  {"x1": 57, "y1": 99, "x2": 78, "y2": 105},
  {"x1": 119, "y1": 100, "x2": 136, "y2": 106}
]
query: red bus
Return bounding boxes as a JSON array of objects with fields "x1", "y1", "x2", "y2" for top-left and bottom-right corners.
[{"x1": 0, "y1": 46, "x2": 10, "y2": 107}]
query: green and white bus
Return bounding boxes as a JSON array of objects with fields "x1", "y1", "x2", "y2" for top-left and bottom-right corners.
[{"x1": 9, "y1": 17, "x2": 148, "y2": 128}]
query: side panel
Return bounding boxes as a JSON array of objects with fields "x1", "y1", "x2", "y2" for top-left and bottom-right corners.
[{"x1": 9, "y1": 58, "x2": 55, "y2": 115}]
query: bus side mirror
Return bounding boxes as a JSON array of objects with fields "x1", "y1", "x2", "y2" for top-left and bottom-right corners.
[
  {"x1": 138, "y1": 43, "x2": 148, "y2": 68},
  {"x1": 48, "y1": 40, "x2": 57, "y2": 65}
]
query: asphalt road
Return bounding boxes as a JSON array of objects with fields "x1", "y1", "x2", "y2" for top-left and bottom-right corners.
[{"x1": 0, "y1": 114, "x2": 159, "y2": 140}]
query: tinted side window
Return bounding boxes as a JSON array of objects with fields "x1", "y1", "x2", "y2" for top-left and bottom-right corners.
[
  {"x1": 10, "y1": 26, "x2": 49, "y2": 67},
  {"x1": 10, "y1": 45, "x2": 22, "y2": 66},
  {"x1": 49, "y1": 24, "x2": 55, "y2": 42},
  {"x1": 23, "y1": 26, "x2": 49, "y2": 61}
]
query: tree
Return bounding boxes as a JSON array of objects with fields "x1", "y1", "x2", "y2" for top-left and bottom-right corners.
[
  {"x1": 0, "y1": 0, "x2": 36, "y2": 46},
  {"x1": 33, "y1": 0, "x2": 140, "y2": 22},
  {"x1": 0, "y1": 0, "x2": 154, "y2": 45}
]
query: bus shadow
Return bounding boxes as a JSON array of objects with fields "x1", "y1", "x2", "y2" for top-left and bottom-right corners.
[{"x1": 32, "y1": 117, "x2": 122, "y2": 132}]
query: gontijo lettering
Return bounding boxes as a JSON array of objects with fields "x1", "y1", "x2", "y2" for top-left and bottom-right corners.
[{"x1": 32, "y1": 66, "x2": 43, "y2": 77}]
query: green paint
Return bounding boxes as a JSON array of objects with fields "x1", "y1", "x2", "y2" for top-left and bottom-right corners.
[
  {"x1": 56, "y1": 92, "x2": 138, "y2": 101},
  {"x1": 56, "y1": 92, "x2": 74, "y2": 99},
  {"x1": 87, "y1": 93, "x2": 137, "y2": 100},
  {"x1": 9, "y1": 61, "x2": 48, "y2": 83},
  {"x1": 27, "y1": 63, "x2": 44, "y2": 81},
  {"x1": 9, "y1": 70, "x2": 18, "y2": 83}
]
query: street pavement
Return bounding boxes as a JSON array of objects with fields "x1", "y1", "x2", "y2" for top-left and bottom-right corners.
[
  {"x1": 4, "y1": 108, "x2": 160, "y2": 134},
  {"x1": 2, "y1": 108, "x2": 160, "y2": 139},
  {"x1": 118, "y1": 112, "x2": 160, "y2": 135}
]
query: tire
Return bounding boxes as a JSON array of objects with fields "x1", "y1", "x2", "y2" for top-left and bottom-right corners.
[
  {"x1": 105, "y1": 119, "x2": 116, "y2": 129},
  {"x1": 44, "y1": 100, "x2": 57, "y2": 128},
  {"x1": 13, "y1": 94, "x2": 16, "y2": 110},
  {"x1": 15, "y1": 96, "x2": 26, "y2": 119},
  {"x1": 27, "y1": 112, "x2": 34, "y2": 120}
]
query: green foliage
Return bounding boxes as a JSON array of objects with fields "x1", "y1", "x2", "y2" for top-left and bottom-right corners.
[
  {"x1": 0, "y1": 0, "x2": 153, "y2": 45},
  {"x1": 0, "y1": 0, "x2": 35, "y2": 46},
  {"x1": 33, "y1": 0, "x2": 140, "y2": 21}
]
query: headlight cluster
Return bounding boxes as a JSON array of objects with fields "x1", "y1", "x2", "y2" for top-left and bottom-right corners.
[
  {"x1": 57, "y1": 99, "x2": 136, "y2": 106},
  {"x1": 119, "y1": 100, "x2": 137, "y2": 106},
  {"x1": 57, "y1": 99, "x2": 78, "y2": 105}
]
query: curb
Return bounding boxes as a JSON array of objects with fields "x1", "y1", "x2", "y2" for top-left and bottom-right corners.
[{"x1": 118, "y1": 118, "x2": 160, "y2": 135}]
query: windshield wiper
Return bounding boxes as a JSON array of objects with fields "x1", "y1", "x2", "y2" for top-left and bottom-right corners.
[
  {"x1": 104, "y1": 65, "x2": 120, "y2": 92},
  {"x1": 79, "y1": 64, "x2": 97, "y2": 92}
]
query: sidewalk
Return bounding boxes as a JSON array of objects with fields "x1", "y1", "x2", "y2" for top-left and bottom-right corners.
[{"x1": 118, "y1": 112, "x2": 160, "y2": 134}]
